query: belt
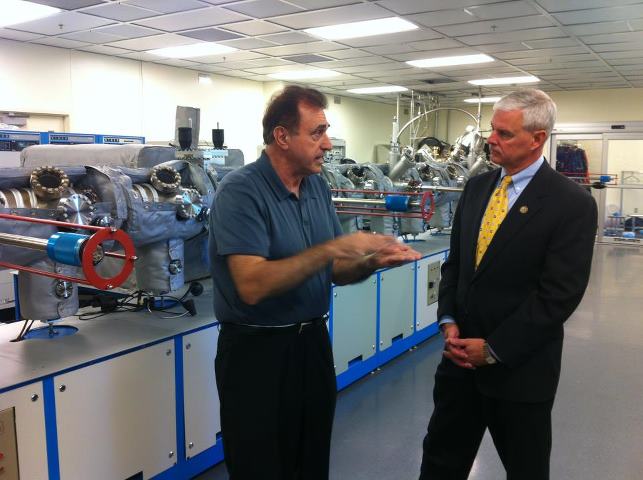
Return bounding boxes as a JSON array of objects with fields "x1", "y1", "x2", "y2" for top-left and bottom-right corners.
[{"x1": 220, "y1": 315, "x2": 328, "y2": 334}]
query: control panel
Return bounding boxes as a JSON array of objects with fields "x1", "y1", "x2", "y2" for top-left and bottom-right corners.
[
  {"x1": 0, "y1": 407, "x2": 19, "y2": 479},
  {"x1": 100, "y1": 135, "x2": 144, "y2": 145},
  {"x1": 426, "y1": 260, "x2": 441, "y2": 306},
  {"x1": 48, "y1": 133, "x2": 94, "y2": 145}
]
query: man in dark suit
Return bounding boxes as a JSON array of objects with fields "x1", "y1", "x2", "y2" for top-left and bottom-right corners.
[{"x1": 419, "y1": 89, "x2": 597, "y2": 480}]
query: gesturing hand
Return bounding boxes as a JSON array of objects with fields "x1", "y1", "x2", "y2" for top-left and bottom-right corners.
[{"x1": 365, "y1": 242, "x2": 422, "y2": 269}]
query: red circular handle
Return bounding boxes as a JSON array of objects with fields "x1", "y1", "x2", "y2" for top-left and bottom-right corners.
[
  {"x1": 420, "y1": 191, "x2": 435, "y2": 222},
  {"x1": 81, "y1": 228, "x2": 136, "y2": 290}
]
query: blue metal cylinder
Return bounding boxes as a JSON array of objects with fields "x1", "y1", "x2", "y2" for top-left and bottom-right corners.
[
  {"x1": 385, "y1": 195, "x2": 410, "y2": 212},
  {"x1": 46, "y1": 232, "x2": 88, "y2": 266}
]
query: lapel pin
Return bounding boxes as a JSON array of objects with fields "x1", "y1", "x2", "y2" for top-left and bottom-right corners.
[{"x1": 519, "y1": 206, "x2": 528, "y2": 214}]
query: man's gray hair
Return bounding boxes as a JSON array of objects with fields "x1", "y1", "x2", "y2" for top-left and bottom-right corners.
[{"x1": 493, "y1": 88, "x2": 557, "y2": 136}]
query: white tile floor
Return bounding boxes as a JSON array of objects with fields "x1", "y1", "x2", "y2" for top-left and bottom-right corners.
[{"x1": 195, "y1": 244, "x2": 643, "y2": 479}]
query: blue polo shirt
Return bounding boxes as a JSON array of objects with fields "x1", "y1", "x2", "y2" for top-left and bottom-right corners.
[{"x1": 208, "y1": 151, "x2": 342, "y2": 326}]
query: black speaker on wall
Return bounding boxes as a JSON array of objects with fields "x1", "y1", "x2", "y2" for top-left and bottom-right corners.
[
  {"x1": 178, "y1": 127, "x2": 192, "y2": 150},
  {"x1": 212, "y1": 128, "x2": 224, "y2": 149}
]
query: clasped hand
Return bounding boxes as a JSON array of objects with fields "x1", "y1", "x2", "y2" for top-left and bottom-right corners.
[{"x1": 441, "y1": 324, "x2": 487, "y2": 369}]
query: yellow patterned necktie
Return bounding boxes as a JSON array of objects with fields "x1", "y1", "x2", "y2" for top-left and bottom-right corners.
[{"x1": 475, "y1": 175, "x2": 513, "y2": 268}]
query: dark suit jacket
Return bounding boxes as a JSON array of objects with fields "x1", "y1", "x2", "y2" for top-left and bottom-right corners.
[{"x1": 437, "y1": 161, "x2": 597, "y2": 402}]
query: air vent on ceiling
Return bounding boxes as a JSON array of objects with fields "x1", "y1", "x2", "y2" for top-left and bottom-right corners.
[
  {"x1": 420, "y1": 78, "x2": 456, "y2": 85},
  {"x1": 283, "y1": 54, "x2": 332, "y2": 63}
]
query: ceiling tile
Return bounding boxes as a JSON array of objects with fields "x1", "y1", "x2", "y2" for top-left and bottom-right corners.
[
  {"x1": 218, "y1": 38, "x2": 276, "y2": 49},
  {"x1": 221, "y1": 20, "x2": 287, "y2": 35},
  {"x1": 83, "y1": 3, "x2": 158, "y2": 21},
  {"x1": 476, "y1": 41, "x2": 534, "y2": 53},
  {"x1": 600, "y1": 50, "x2": 643, "y2": 60},
  {"x1": 8, "y1": 11, "x2": 114, "y2": 35},
  {"x1": 97, "y1": 24, "x2": 160, "y2": 39},
  {"x1": 592, "y1": 41, "x2": 643, "y2": 53},
  {"x1": 258, "y1": 31, "x2": 316, "y2": 45},
  {"x1": 521, "y1": 38, "x2": 579, "y2": 48},
  {"x1": 107, "y1": 33, "x2": 196, "y2": 51},
  {"x1": 0, "y1": 29, "x2": 43, "y2": 41},
  {"x1": 134, "y1": 6, "x2": 249, "y2": 32},
  {"x1": 118, "y1": 51, "x2": 165, "y2": 61},
  {"x1": 29, "y1": 0, "x2": 105, "y2": 8},
  {"x1": 507, "y1": 53, "x2": 596, "y2": 65},
  {"x1": 385, "y1": 47, "x2": 482, "y2": 62},
  {"x1": 362, "y1": 44, "x2": 419, "y2": 55},
  {"x1": 222, "y1": 0, "x2": 304, "y2": 18},
  {"x1": 375, "y1": 0, "x2": 501, "y2": 15},
  {"x1": 124, "y1": 0, "x2": 211, "y2": 14},
  {"x1": 32, "y1": 37, "x2": 90, "y2": 48},
  {"x1": 283, "y1": 54, "x2": 333, "y2": 63},
  {"x1": 80, "y1": 44, "x2": 134, "y2": 55},
  {"x1": 180, "y1": 28, "x2": 242, "y2": 41},
  {"x1": 270, "y1": 3, "x2": 392, "y2": 29},
  {"x1": 254, "y1": 41, "x2": 347, "y2": 56},
  {"x1": 154, "y1": 58, "x2": 203, "y2": 67},
  {"x1": 409, "y1": 9, "x2": 478, "y2": 28},
  {"x1": 61, "y1": 30, "x2": 122, "y2": 43},
  {"x1": 495, "y1": 46, "x2": 587, "y2": 60},
  {"x1": 565, "y1": 20, "x2": 633, "y2": 36},
  {"x1": 554, "y1": 5, "x2": 643, "y2": 25},
  {"x1": 434, "y1": 16, "x2": 555, "y2": 37},
  {"x1": 315, "y1": 57, "x2": 394, "y2": 68},
  {"x1": 582, "y1": 31, "x2": 643, "y2": 44},
  {"x1": 288, "y1": 0, "x2": 360, "y2": 7},
  {"x1": 458, "y1": 26, "x2": 567, "y2": 45},
  {"x1": 193, "y1": 51, "x2": 267, "y2": 63},
  {"x1": 407, "y1": 38, "x2": 467, "y2": 51},
  {"x1": 337, "y1": 29, "x2": 442, "y2": 48},
  {"x1": 320, "y1": 49, "x2": 375, "y2": 59},
  {"x1": 466, "y1": 1, "x2": 539, "y2": 19},
  {"x1": 196, "y1": 64, "x2": 233, "y2": 72}
]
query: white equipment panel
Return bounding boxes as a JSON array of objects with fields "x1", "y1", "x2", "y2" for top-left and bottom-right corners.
[
  {"x1": 0, "y1": 383, "x2": 48, "y2": 480},
  {"x1": 54, "y1": 340, "x2": 177, "y2": 480},
  {"x1": 182, "y1": 326, "x2": 220, "y2": 459},
  {"x1": 0, "y1": 269, "x2": 14, "y2": 311},
  {"x1": 379, "y1": 263, "x2": 415, "y2": 350},
  {"x1": 415, "y1": 254, "x2": 445, "y2": 330},
  {"x1": 331, "y1": 275, "x2": 377, "y2": 374}
]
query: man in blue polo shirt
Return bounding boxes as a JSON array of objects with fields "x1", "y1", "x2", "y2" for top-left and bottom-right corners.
[{"x1": 209, "y1": 85, "x2": 420, "y2": 479}]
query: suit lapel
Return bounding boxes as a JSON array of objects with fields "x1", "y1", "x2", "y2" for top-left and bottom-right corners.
[{"x1": 473, "y1": 162, "x2": 552, "y2": 279}]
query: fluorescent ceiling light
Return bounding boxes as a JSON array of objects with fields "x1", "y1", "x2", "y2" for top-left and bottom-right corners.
[
  {"x1": 464, "y1": 96, "x2": 501, "y2": 103},
  {"x1": 407, "y1": 54, "x2": 494, "y2": 68},
  {"x1": 347, "y1": 86, "x2": 408, "y2": 94},
  {"x1": 305, "y1": 17, "x2": 417, "y2": 40},
  {"x1": 148, "y1": 43, "x2": 236, "y2": 59},
  {"x1": 268, "y1": 69, "x2": 339, "y2": 81},
  {"x1": 198, "y1": 73, "x2": 212, "y2": 85},
  {"x1": 468, "y1": 76, "x2": 540, "y2": 86},
  {"x1": 0, "y1": 0, "x2": 60, "y2": 28}
]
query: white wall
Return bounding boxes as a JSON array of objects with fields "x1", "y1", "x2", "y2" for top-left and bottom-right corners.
[
  {"x1": 0, "y1": 38, "x2": 405, "y2": 165},
  {"x1": 0, "y1": 38, "x2": 265, "y2": 163},
  {"x1": 326, "y1": 95, "x2": 399, "y2": 163}
]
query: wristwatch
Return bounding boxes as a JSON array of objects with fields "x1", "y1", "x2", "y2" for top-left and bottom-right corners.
[{"x1": 482, "y1": 342, "x2": 498, "y2": 365}]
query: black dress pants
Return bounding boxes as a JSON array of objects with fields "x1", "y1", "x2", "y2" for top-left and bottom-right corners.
[
  {"x1": 420, "y1": 363, "x2": 554, "y2": 480},
  {"x1": 215, "y1": 319, "x2": 337, "y2": 480}
]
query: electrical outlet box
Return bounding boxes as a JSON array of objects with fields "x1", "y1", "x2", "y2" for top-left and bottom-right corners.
[
  {"x1": 0, "y1": 407, "x2": 20, "y2": 479},
  {"x1": 427, "y1": 261, "x2": 441, "y2": 306}
]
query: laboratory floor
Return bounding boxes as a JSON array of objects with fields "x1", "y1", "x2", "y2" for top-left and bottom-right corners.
[{"x1": 194, "y1": 243, "x2": 643, "y2": 480}]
